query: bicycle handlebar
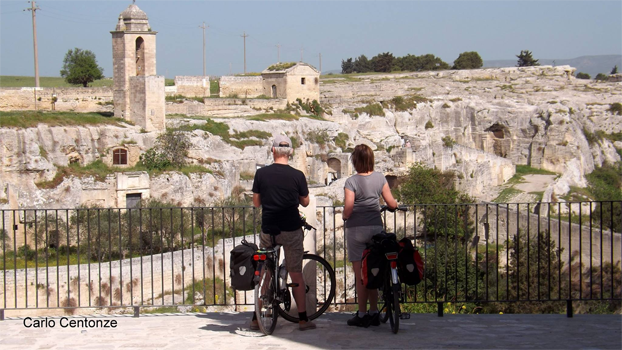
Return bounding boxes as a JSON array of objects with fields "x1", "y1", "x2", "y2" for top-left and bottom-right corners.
[{"x1": 380, "y1": 205, "x2": 408, "y2": 213}]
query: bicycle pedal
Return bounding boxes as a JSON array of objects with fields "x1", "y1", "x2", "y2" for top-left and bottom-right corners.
[
  {"x1": 286, "y1": 283, "x2": 299, "y2": 288},
  {"x1": 400, "y1": 313, "x2": 411, "y2": 320}
]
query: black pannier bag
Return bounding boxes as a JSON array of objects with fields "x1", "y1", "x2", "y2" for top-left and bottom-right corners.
[
  {"x1": 229, "y1": 240, "x2": 259, "y2": 291},
  {"x1": 361, "y1": 232, "x2": 398, "y2": 289},
  {"x1": 397, "y1": 237, "x2": 424, "y2": 286}
]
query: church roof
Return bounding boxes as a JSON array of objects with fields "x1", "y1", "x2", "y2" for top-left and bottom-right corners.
[
  {"x1": 262, "y1": 62, "x2": 319, "y2": 74},
  {"x1": 120, "y1": 4, "x2": 148, "y2": 20}
]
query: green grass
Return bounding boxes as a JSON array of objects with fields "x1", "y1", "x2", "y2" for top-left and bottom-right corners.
[
  {"x1": 493, "y1": 188, "x2": 523, "y2": 203},
  {"x1": 184, "y1": 277, "x2": 232, "y2": 305},
  {"x1": 0, "y1": 76, "x2": 113, "y2": 88},
  {"x1": 0, "y1": 247, "x2": 143, "y2": 270},
  {"x1": 514, "y1": 165, "x2": 557, "y2": 176},
  {"x1": 36, "y1": 160, "x2": 212, "y2": 189},
  {"x1": 248, "y1": 113, "x2": 300, "y2": 121},
  {"x1": 0, "y1": 111, "x2": 127, "y2": 128},
  {"x1": 210, "y1": 80, "x2": 220, "y2": 95},
  {"x1": 354, "y1": 103, "x2": 385, "y2": 117},
  {"x1": 173, "y1": 120, "x2": 271, "y2": 149}
]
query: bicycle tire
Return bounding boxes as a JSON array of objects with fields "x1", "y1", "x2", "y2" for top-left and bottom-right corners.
[
  {"x1": 388, "y1": 285, "x2": 400, "y2": 334},
  {"x1": 277, "y1": 254, "x2": 336, "y2": 322},
  {"x1": 379, "y1": 269, "x2": 392, "y2": 324},
  {"x1": 255, "y1": 259, "x2": 278, "y2": 335}
]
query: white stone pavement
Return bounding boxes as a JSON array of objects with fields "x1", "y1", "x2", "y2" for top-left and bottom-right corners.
[{"x1": 0, "y1": 312, "x2": 620, "y2": 350}]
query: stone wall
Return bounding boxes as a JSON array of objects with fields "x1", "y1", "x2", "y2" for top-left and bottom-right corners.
[
  {"x1": 129, "y1": 75, "x2": 166, "y2": 131},
  {"x1": 219, "y1": 76, "x2": 263, "y2": 98},
  {"x1": 174, "y1": 76, "x2": 210, "y2": 97},
  {"x1": 165, "y1": 98, "x2": 287, "y2": 117},
  {"x1": 0, "y1": 236, "x2": 253, "y2": 310},
  {"x1": 0, "y1": 87, "x2": 113, "y2": 112}
]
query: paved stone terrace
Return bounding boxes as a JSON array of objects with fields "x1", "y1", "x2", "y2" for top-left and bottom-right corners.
[{"x1": 0, "y1": 312, "x2": 620, "y2": 349}]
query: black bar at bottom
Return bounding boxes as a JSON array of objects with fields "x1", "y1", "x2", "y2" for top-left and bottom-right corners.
[
  {"x1": 566, "y1": 300, "x2": 573, "y2": 318},
  {"x1": 134, "y1": 307, "x2": 140, "y2": 318},
  {"x1": 438, "y1": 302, "x2": 443, "y2": 317}
]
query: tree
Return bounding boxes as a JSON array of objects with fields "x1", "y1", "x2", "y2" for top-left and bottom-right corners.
[
  {"x1": 370, "y1": 52, "x2": 395, "y2": 72},
  {"x1": 595, "y1": 73, "x2": 609, "y2": 81},
  {"x1": 611, "y1": 65, "x2": 618, "y2": 75},
  {"x1": 452, "y1": 51, "x2": 483, "y2": 70},
  {"x1": 60, "y1": 48, "x2": 104, "y2": 87},
  {"x1": 353, "y1": 55, "x2": 372, "y2": 73},
  {"x1": 341, "y1": 58, "x2": 354, "y2": 74},
  {"x1": 139, "y1": 129, "x2": 190, "y2": 170},
  {"x1": 516, "y1": 50, "x2": 540, "y2": 67},
  {"x1": 415, "y1": 54, "x2": 450, "y2": 71},
  {"x1": 575, "y1": 72, "x2": 591, "y2": 80}
]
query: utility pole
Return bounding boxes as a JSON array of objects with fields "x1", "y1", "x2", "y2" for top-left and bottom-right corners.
[
  {"x1": 241, "y1": 31, "x2": 248, "y2": 74},
  {"x1": 276, "y1": 44, "x2": 281, "y2": 63},
  {"x1": 25, "y1": 1, "x2": 40, "y2": 88},
  {"x1": 199, "y1": 22, "x2": 208, "y2": 76}
]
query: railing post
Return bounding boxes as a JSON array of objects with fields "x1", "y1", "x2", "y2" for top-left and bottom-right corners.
[
  {"x1": 566, "y1": 300, "x2": 573, "y2": 318},
  {"x1": 134, "y1": 306, "x2": 140, "y2": 318},
  {"x1": 0, "y1": 309, "x2": 4, "y2": 321},
  {"x1": 437, "y1": 302, "x2": 443, "y2": 317}
]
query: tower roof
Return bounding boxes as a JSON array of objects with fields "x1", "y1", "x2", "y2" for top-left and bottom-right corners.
[{"x1": 121, "y1": 4, "x2": 148, "y2": 20}]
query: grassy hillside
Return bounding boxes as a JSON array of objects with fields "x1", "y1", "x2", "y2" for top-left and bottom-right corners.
[
  {"x1": 0, "y1": 111, "x2": 126, "y2": 128},
  {"x1": 0, "y1": 76, "x2": 113, "y2": 88}
]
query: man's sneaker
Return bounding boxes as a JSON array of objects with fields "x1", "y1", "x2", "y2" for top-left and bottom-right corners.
[
  {"x1": 369, "y1": 312, "x2": 380, "y2": 326},
  {"x1": 249, "y1": 319, "x2": 259, "y2": 331},
  {"x1": 299, "y1": 320, "x2": 317, "y2": 331},
  {"x1": 347, "y1": 312, "x2": 371, "y2": 328}
]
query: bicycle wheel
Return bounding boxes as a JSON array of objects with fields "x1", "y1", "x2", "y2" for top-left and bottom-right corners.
[
  {"x1": 388, "y1": 284, "x2": 400, "y2": 334},
  {"x1": 379, "y1": 270, "x2": 392, "y2": 324},
  {"x1": 255, "y1": 259, "x2": 278, "y2": 335},
  {"x1": 378, "y1": 287, "x2": 390, "y2": 324},
  {"x1": 277, "y1": 254, "x2": 336, "y2": 322}
]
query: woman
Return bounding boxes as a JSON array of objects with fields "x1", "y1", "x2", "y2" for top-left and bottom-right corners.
[{"x1": 343, "y1": 144, "x2": 398, "y2": 327}]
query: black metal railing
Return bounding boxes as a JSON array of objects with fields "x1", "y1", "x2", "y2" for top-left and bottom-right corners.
[{"x1": 1, "y1": 201, "x2": 620, "y2": 316}]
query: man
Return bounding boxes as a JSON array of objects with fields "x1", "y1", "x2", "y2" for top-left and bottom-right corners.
[{"x1": 250, "y1": 134, "x2": 316, "y2": 331}]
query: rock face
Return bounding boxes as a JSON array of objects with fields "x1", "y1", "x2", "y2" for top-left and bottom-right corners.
[{"x1": 1, "y1": 65, "x2": 621, "y2": 210}]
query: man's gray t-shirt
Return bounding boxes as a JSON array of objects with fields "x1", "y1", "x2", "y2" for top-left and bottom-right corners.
[{"x1": 344, "y1": 171, "x2": 387, "y2": 228}]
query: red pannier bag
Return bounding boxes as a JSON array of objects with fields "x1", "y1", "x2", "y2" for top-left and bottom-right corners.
[{"x1": 397, "y1": 237, "x2": 424, "y2": 286}]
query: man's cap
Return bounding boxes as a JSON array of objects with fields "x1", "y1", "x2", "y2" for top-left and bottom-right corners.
[{"x1": 272, "y1": 135, "x2": 292, "y2": 148}]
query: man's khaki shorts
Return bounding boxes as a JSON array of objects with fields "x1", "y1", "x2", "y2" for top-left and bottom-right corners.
[{"x1": 260, "y1": 228, "x2": 304, "y2": 273}]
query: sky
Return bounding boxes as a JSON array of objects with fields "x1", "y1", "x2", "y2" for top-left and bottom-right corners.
[{"x1": 0, "y1": 0, "x2": 620, "y2": 78}]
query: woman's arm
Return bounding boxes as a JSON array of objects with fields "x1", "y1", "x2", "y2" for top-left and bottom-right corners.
[
  {"x1": 381, "y1": 183, "x2": 398, "y2": 210},
  {"x1": 343, "y1": 188, "x2": 355, "y2": 220}
]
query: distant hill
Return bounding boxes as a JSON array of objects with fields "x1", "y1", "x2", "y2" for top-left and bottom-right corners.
[{"x1": 484, "y1": 55, "x2": 622, "y2": 78}]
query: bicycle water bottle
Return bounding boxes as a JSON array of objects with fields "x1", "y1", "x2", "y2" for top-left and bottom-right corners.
[{"x1": 279, "y1": 261, "x2": 288, "y2": 290}]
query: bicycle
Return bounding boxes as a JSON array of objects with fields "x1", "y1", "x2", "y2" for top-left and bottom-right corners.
[
  {"x1": 253, "y1": 217, "x2": 336, "y2": 335},
  {"x1": 375, "y1": 205, "x2": 409, "y2": 334}
]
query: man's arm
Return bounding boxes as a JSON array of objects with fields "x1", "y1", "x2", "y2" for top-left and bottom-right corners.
[
  {"x1": 253, "y1": 193, "x2": 261, "y2": 208},
  {"x1": 299, "y1": 195, "x2": 309, "y2": 207}
]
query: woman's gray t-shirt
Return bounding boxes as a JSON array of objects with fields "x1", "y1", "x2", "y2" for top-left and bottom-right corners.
[{"x1": 344, "y1": 171, "x2": 387, "y2": 228}]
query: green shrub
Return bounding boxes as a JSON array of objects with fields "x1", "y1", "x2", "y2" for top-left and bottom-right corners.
[
  {"x1": 609, "y1": 102, "x2": 622, "y2": 115},
  {"x1": 575, "y1": 72, "x2": 591, "y2": 79},
  {"x1": 425, "y1": 120, "x2": 434, "y2": 129},
  {"x1": 354, "y1": 103, "x2": 385, "y2": 117},
  {"x1": 307, "y1": 130, "x2": 331, "y2": 148},
  {"x1": 442, "y1": 136, "x2": 456, "y2": 148},
  {"x1": 335, "y1": 132, "x2": 349, "y2": 150}
]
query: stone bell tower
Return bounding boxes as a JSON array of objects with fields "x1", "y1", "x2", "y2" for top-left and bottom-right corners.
[{"x1": 111, "y1": 3, "x2": 165, "y2": 131}]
